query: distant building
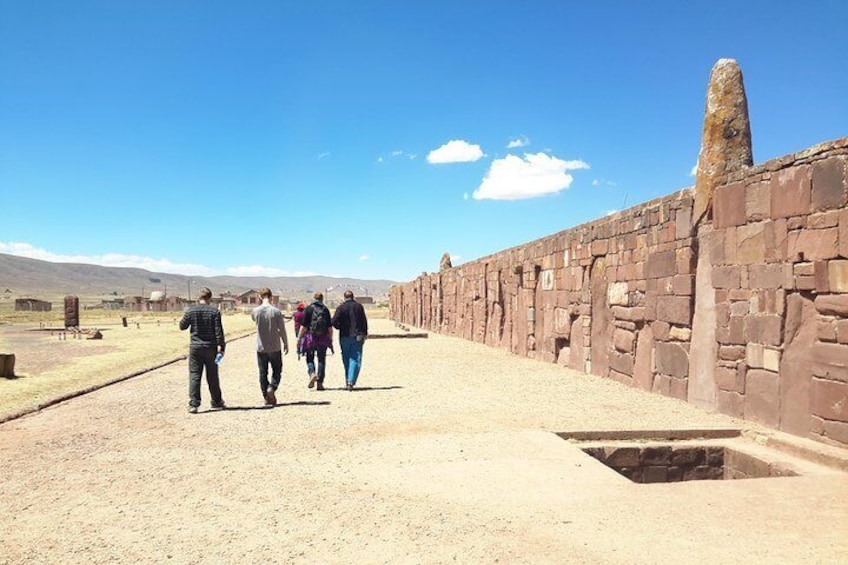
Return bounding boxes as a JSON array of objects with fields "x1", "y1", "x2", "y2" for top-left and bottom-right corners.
[
  {"x1": 15, "y1": 298, "x2": 52, "y2": 312},
  {"x1": 355, "y1": 296, "x2": 374, "y2": 305}
]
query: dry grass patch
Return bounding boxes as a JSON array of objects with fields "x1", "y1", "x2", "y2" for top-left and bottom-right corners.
[{"x1": 0, "y1": 312, "x2": 256, "y2": 421}]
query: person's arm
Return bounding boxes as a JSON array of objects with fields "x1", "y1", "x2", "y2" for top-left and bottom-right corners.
[
  {"x1": 179, "y1": 310, "x2": 191, "y2": 331},
  {"x1": 215, "y1": 311, "x2": 226, "y2": 353},
  {"x1": 278, "y1": 311, "x2": 289, "y2": 354},
  {"x1": 331, "y1": 305, "x2": 342, "y2": 329}
]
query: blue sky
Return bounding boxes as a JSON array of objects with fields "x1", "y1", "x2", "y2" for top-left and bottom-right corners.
[{"x1": 1, "y1": 1, "x2": 846, "y2": 282}]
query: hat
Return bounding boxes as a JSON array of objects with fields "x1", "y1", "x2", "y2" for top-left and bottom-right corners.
[{"x1": 297, "y1": 303, "x2": 305, "y2": 310}]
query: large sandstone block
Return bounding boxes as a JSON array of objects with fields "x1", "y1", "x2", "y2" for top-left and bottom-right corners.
[
  {"x1": 811, "y1": 157, "x2": 847, "y2": 212},
  {"x1": 841, "y1": 209, "x2": 848, "y2": 258},
  {"x1": 791, "y1": 228, "x2": 839, "y2": 261},
  {"x1": 811, "y1": 378, "x2": 848, "y2": 422},
  {"x1": 745, "y1": 369, "x2": 780, "y2": 428},
  {"x1": 746, "y1": 181, "x2": 771, "y2": 222},
  {"x1": 714, "y1": 182, "x2": 746, "y2": 228},
  {"x1": 745, "y1": 315, "x2": 783, "y2": 346},
  {"x1": 655, "y1": 342, "x2": 689, "y2": 378},
  {"x1": 712, "y1": 266, "x2": 741, "y2": 289},
  {"x1": 815, "y1": 294, "x2": 848, "y2": 317},
  {"x1": 748, "y1": 264, "x2": 784, "y2": 290},
  {"x1": 770, "y1": 165, "x2": 812, "y2": 219},
  {"x1": 736, "y1": 224, "x2": 766, "y2": 265},
  {"x1": 812, "y1": 342, "x2": 848, "y2": 383},
  {"x1": 646, "y1": 250, "x2": 676, "y2": 279},
  {"x1": 656, "y1": 296, "x2": 692, "y2": 326}
]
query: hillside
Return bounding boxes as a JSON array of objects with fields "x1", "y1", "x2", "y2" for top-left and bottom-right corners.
[{"x1": 0, "y1": 253, "x2": 397, "y2": 302}]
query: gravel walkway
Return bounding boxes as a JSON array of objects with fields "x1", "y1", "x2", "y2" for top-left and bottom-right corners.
[{"x1": 1, "y1": 319, "x2": 846, "y2": 564}]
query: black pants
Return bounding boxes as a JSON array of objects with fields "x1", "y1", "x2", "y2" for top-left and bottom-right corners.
[
  {"x1": 188, "y1": 347, "x2": 223, "y2": 408},
  {"x1": 257, "y1": 350, "x2": 283, "y2": 395},
  {"x1": 306, "y1": 346, "x2": 327, "y2": 384}
]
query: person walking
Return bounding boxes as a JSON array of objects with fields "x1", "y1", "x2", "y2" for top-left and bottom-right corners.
[
  {"x1": 298, "y1": 291, "x2": 333, "y2": 391},
  {"x1": 179, "y1": 287, "x2": 226, "y2": 413},
  {"x1": 332, "y1": 290, "x2": 369, "y2": 391},
  {"x1": 251, "y1": 288, "x2": 289, "y2": 406},
  {"x1": 293, "y1": 302, "x2": 306, "y2": 359}
]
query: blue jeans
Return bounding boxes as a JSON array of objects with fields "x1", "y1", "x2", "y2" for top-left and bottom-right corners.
[
  {"x1": 306, "y1": 346, "x2": 327, "y2": 384},
  {"x1": 188, "y1": 347, "x2": 223, "y2": 408},
  {"x1": 257, "y1": 350, "x2": 283, "y2": 395},
  {"x1": 339, "y1": 336, "x2": 364, "y2": 386}
]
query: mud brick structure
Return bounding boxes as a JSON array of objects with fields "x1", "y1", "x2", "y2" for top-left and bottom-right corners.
[{"x1": 390, "y1": 60, "x2": 848, "y2": 448}]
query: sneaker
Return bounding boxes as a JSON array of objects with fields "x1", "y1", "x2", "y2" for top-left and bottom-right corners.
[
  {"x1": 347, "y1": 383, "x2": 354, "y2": 391},
  {"x1": 265, "y1": 387, "x2": 277, "y2": 406},
  {"x1": 188, "y1": 406, "x2": 198, "y2": 414},
  {"x1": 308, "y1": 373, "x2": 317, "y2": 389},
  {"x1": 210, "y1": 402, "x2": 225, "y2": 411},
  {"x1": 316, "y1": 382, "x2": 325, "y2": 391}
]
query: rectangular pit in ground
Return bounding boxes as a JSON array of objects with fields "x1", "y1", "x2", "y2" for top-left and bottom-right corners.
[{"x1": 580, "y1": 444, "x2": 799, "y2": 483}]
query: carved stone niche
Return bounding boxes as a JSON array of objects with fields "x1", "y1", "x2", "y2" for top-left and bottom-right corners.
[{"x1": 541, "y1": 269, "x2": 556, "y2": 291}]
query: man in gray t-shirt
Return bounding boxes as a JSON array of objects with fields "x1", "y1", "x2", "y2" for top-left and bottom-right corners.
[{"x1": 251, "y1": 287, "x2": 289, "y2": 406}]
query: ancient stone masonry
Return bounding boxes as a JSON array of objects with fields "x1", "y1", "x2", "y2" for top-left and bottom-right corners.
[{"x1": 390, "y1": 59, "x2": 848, "y2": 449}]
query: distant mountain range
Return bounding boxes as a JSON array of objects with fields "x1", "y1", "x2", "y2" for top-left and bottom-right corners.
[{"x1": 0, "y1": 253, "x2": 398, "y2": 302}]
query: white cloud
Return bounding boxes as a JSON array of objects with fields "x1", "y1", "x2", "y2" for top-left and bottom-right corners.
[
  {"x1": 450, "y1": 254, "x2": 461, "y2": 263},
  {"x1": 472, "y1": 153, "x2": 590, "y2": 201},
  {"x1": 317, "y1": 151, "x2": 330, "y2": 160},
  {"x1": 359, "y1": 254, "x2": 369, "y2": 261},
  {"x1": 605, "y1": 209, "x2": 619, "y2": 216},
  {"x1": 0, "y1": 241, "x2": 216, "y2": 275},
  {"x1": 507, "y1": 135, "x2": 529, "y2": 149},
  {"x1": 592, "y1": 179, "x2": 618, "y2": 188},
  {"x1": 463, "y1": 192, "x2": 470, "y2": 200},
  {"x1": 377, "y1": 156, "x2": 384, "y2": 163},
  {"x1": 391, "y1": 150, "x2": 404, "y2": 157},
  {"x1": 427, "y1": 139, "x2": 485, "y2": 164},
  {"x1": 592, "y1": 179, "x2": 600, "y2": 187},
  {"x1": 690, "y1": 163, "x2": 698, "y2": 176},
  {"x1": 0, "y1": 241, "x2": 317, "y2": 277}
]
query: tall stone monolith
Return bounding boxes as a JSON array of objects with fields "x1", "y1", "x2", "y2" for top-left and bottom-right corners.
[
  {"x1": 692, "y1": 59, "x2": 753, "y2": 225},
  {"x1": 689, "y1": 59, "x2": 753, "y2": 411}
]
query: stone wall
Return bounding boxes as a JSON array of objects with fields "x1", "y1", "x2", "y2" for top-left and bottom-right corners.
[{"x1": 390, "y1": 138, "x2": 848, "y2": 448}]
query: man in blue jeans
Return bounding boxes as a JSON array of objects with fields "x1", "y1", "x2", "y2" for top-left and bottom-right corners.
[{"x1": 332, "y1": 290, "x2": 369, "y2": 391}]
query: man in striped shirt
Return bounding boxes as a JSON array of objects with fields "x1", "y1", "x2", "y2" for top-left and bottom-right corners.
[{"x1": 179, "y1": 287, "x2": 226, "y2": 413}]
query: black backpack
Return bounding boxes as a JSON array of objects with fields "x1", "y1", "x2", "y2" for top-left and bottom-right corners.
[{"x1": 309, "y1": 302, "x2": 329, "y2": 335}]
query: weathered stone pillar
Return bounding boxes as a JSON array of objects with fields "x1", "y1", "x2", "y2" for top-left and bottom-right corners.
[
  {"x1": 693, "y1": 59, "x2": 753, "y2": 226},
  {"x1": 689, "y1": 59, "x2": 753, "y2": 410},
  {"x1": 0, "y1": 354, "x2": 15, "y2": 378},
  {"x1": 64, "y1": 295, "x2": 80, "y2": 328}
]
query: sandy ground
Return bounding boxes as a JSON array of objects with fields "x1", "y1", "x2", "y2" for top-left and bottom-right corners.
[{"x1": 1, "y1": 318, "x2": 846, "y2": 564}]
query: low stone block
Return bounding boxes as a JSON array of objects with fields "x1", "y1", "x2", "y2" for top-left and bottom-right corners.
[
  {"x1": 712, "y1": 266, "x2": 741, "y2": 289},
  {"x1": 604, "y1": 447, "x2": 640, "y2": 467},
  {"x1": 717, "y1": 390, "x2": 745, "y2": 418},
  {"x1": 719, "y1": 345, "x2": 746, "y2": 361},
  {"x1": 668, "y1": 326, "x2": 691, "y2": 341},
  {"x1": 609, "y1": 351, "x2": 634, "y2": 375},
  {"x1": 841, "y1": 209, "x2": 848, "y2": 258},
  {"x1": 818, "y1": 321, "x2": 837, "y2": 342},
  {"x1": 745, "y1": 369, "x2": 781, "y2": 427},
  {"x1": 808, "y1": 210, "x2": 840, "y2": 229},
  {"x1": 837, "y1": 320, "x2": 848, "y2": 344},
  {"x1": 822, "y1": 419, "x2": 848, "y2": 445},
  {"x1": 815, "y1": 261, "x2": 831, "y2": 293},
  {"x1": 747, "y1": 342, "x2": 764, "y2": 368},
  {"x1": 669, "y1": 376, "x2": 688, "y2": 400},
  {"x1": 811, "y1": 378, "x2": 848, "y2": 422},
  {"x1": 670, "y1": 446, "x2": 705, "y2": 467},
  {"x1": 642, "y1": 465, "x2": 669, "y2": 484},
  {"x1": 716, "y1": 365, "x2": 744, "y2": 392},
  {"x1": 763, "y1": 347, "x2": 781, "y2": 372}
]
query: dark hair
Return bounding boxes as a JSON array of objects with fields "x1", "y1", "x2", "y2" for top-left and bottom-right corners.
[
  {"x1": 198, "y1": 287, "x2": 212, "y2": 301},
  {"x1": 259, "y1": 287, "x2": 272, "y2": 299},
  {"x1": 344, "y1": 290, "x2": 354, "y2": 299}
]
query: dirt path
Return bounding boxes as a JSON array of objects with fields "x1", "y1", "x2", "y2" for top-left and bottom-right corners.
[{"x1": 1, "y1": 319, "x2": 846, "y2": 564}]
